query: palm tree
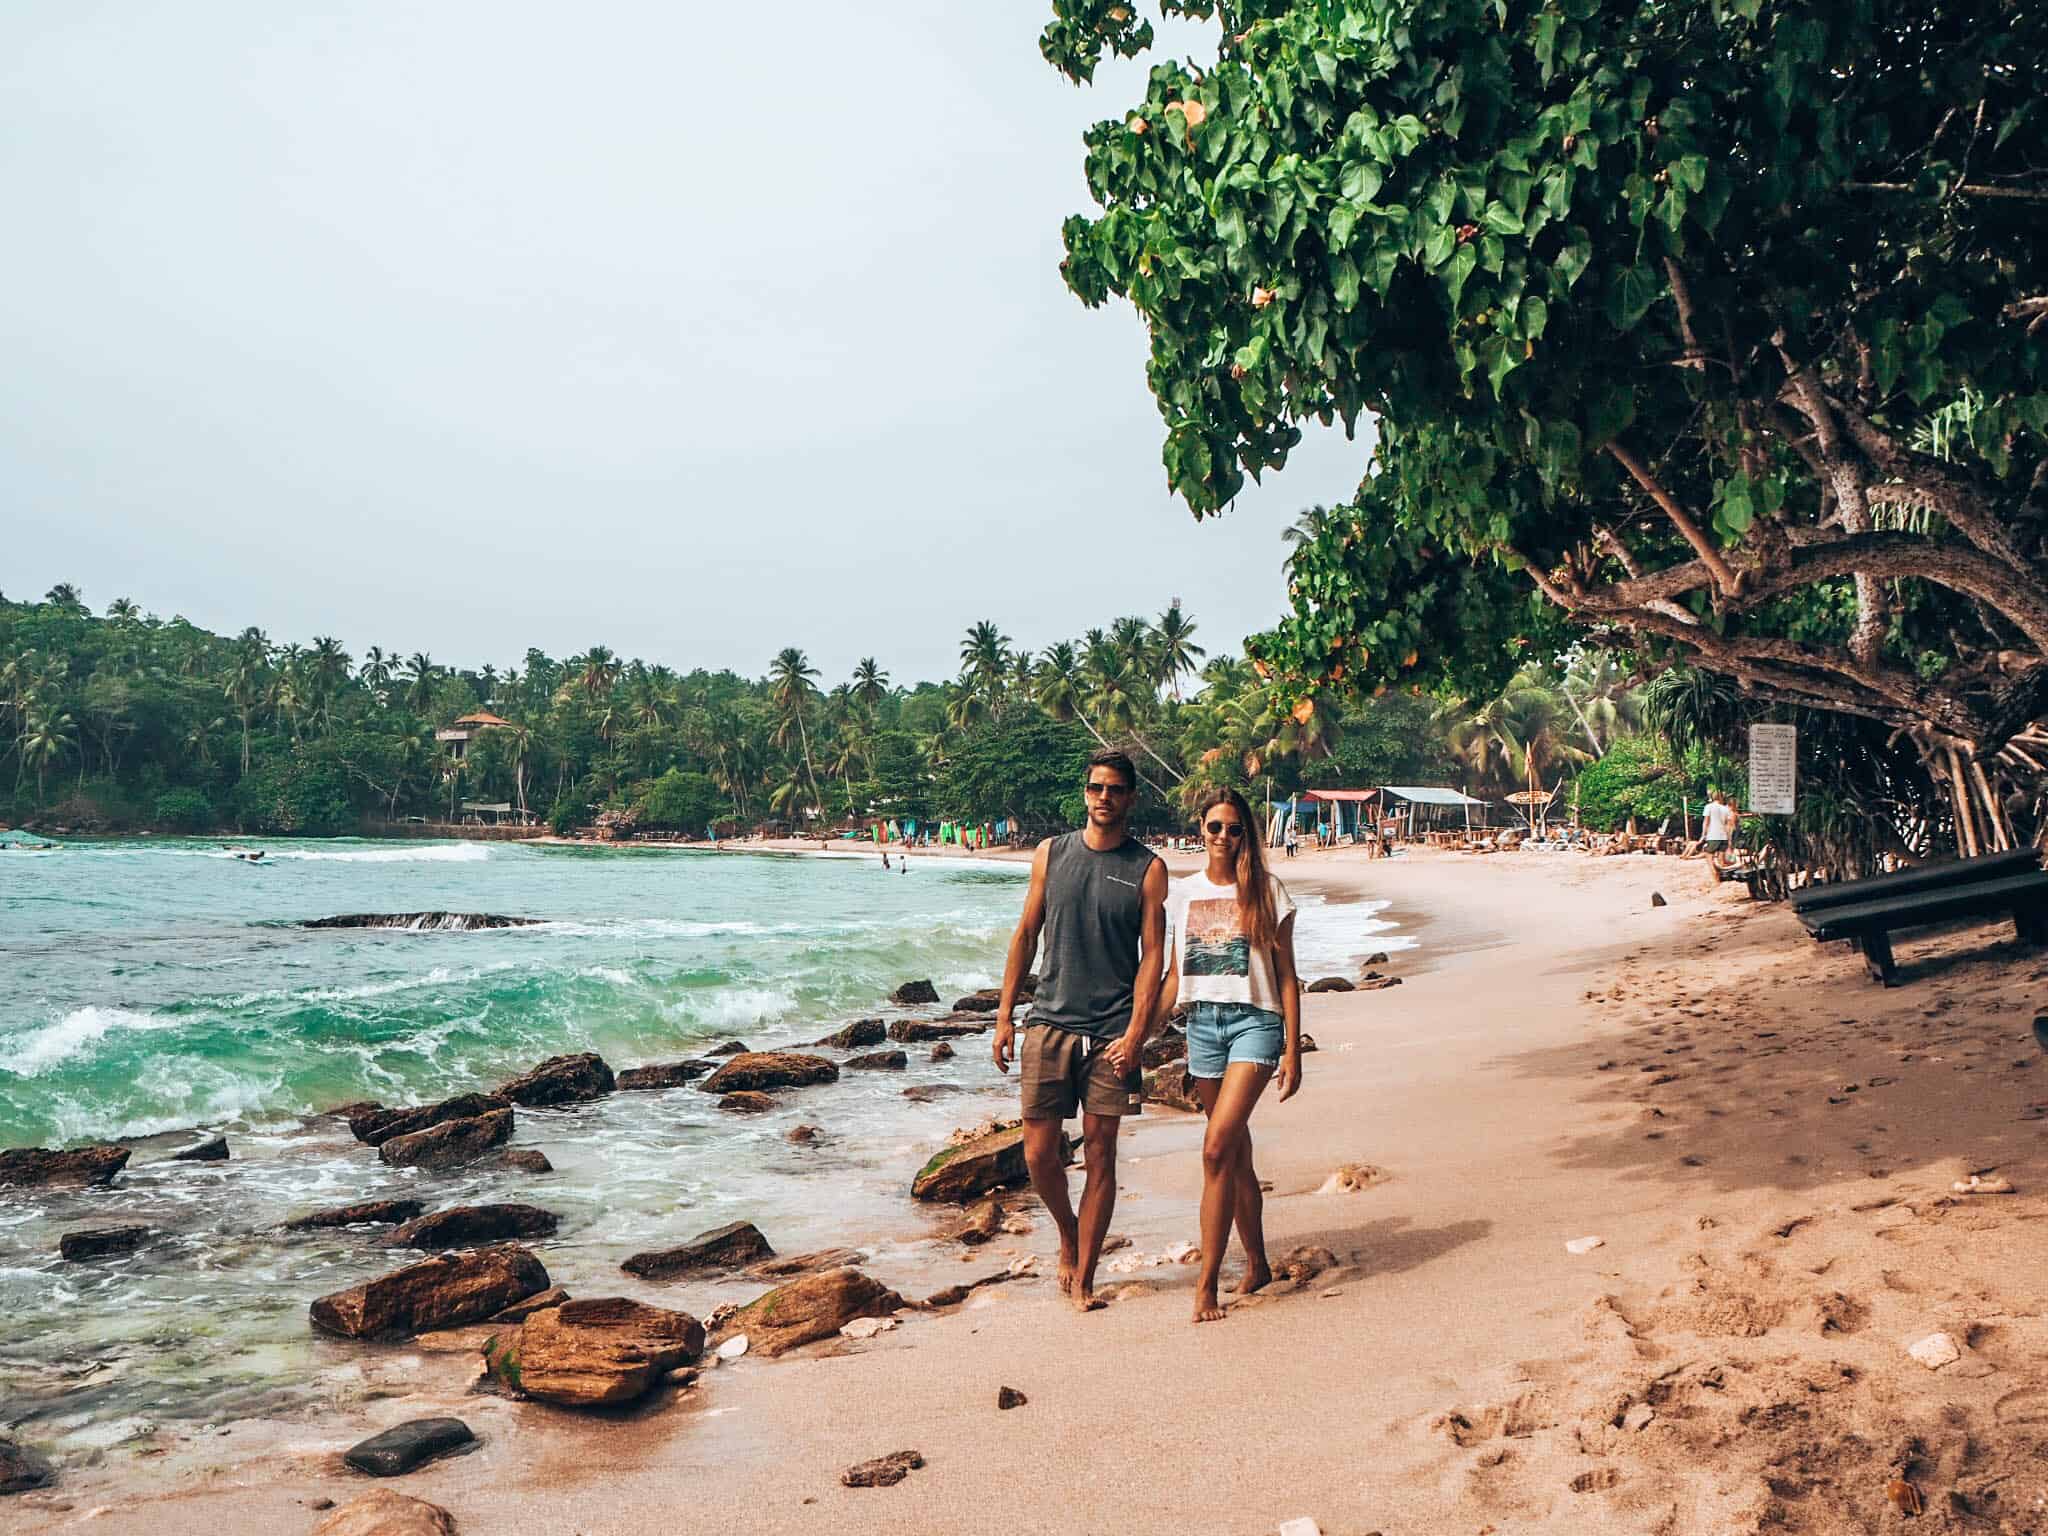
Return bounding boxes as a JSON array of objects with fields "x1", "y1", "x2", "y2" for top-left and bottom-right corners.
[
  {"x1": 577, "y1": 646, "x2": 620, "y2": 701},
  {"x1": 768, "y1": 647, "x2": 826, "y2": 825},
  {"x1": 851, "y1": 658, "x2": 889, "y2": 719},
  {"x1": 1151, "y1": 601, "x2": 1207, "y2": 701},
  {"x1": 1280, "y1": 505, "x2": 1342, "y2": 570},
  {"x1": 309, "y1": 636, "x2": 350, "y2": 733},
  {"x1": 18, "y1": 712, "x2": 77, "y2": 797},
  {"x1": 44, "y1": 583, "x2": 85, "y2": 613},
  {"x1": 224, "y1": 653, "x2": 268, "y2": 775},
  {"x1": 1034, "y1": 642, "x2": 1083, "y2": 722},
  {"x1": 359, "y1": 646, "x2": 396, "y2": 703},
  {"x1": 105, "y1": 597, "x2": 140, "y2": 624},
  {"x1": 960, "y1": 621, "x2": 1012, "y2": 717},
  {"x1": 404, "y1": 653, "x2": 438, "y2": 716}
]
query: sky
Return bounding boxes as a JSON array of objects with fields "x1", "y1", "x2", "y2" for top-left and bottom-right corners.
[{"x1": 1, "y1": 2, "x2": 1370, "y2": 686}]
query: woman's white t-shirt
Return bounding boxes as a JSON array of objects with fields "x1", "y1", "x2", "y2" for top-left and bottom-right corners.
[{"x1": 1166, "y1": 871, "x2": 1296, "y2": 1014}]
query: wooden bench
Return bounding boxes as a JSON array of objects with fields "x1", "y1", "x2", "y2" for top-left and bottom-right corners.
[{"x1": 1793, "y1": 850, "x2": 2048, "y2": 984}]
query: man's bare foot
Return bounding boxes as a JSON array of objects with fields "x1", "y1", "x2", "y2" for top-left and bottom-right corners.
[
  {"x1": 1072, "y1": 1288, "x2": 1106, "y2": 1313},
  {"x1": 1233, "y1": 1260, "x2": 1272, "y2": 1296},
  {"x1": 1055, "y1": 1247, "x2": 1079, "y2": 1296},
  {"x1": 1193, "y1": 1288, "x2": 1226, "y2": 1323}
]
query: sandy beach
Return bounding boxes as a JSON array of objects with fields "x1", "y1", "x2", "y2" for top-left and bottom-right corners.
[{"x1": 15, "y1": 846, "x2": 2048, "y2": 1535}]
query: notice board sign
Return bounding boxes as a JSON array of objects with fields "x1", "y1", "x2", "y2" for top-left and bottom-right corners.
[{"x1": 1749, "y1": 723, "x2": 1797, "y2": 814}]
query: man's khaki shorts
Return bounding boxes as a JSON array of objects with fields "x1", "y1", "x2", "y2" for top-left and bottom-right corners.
[{"x1": 1020, "y1": 1022, "x2": 1142, "y2": 1120}]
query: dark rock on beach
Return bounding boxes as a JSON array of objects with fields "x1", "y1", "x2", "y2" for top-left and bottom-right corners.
[
  {"x1": 59, "y1": 1225, "x2": 151, "y2": 1261},
  {"x1": 351, "y1": 1093, "x2": 510, "y2": 1147},
  {"x1": 342, "y1": 1417, "x2": 475, "y2": 1477},
  {"x1": 310, "y1": 1243, "x2": 549, "y2": 1340},
  {"x1": 998, "y1": 1386, "x2": 1028, "y2": 1410},
  {"x1": 622, "y1": 1220, "x2": 774, "y2": 1279},
  {"x1": 379, "y1": 1203, "x2": 560, "y2": 1250},
  {"x1": 488, "y1": 1285, "x2": 569, "y2": 1324},
  {"x1": 699, "y1": 1051, "x2": 839, "y2": 1094},
  {"x1": 952, "y1": 989, "x2": 1001, "y2": 1013},
  {"x1": 615, "y1": 1060, "x2": 711, "y2": 1090},
  {"x1": 1140, "y1": 1030, "x2": 1187, "y2": 1068},
  {"x1": 845, "y1": 1050, "x2": 907, "y2": 1072},
  {"x1": 0, "y1": 1143, "x2": 129, "y2": 1189},
  {"x1": 1304, "y1": 975, "x2": 1355, "y2": 993},
  {"x1": 302, "y1": 912, "x2": 540, "y2": 931},
  {"x1": 891, "y1": 979, "x2": 940, "y2": 1006},
  {"x1": 312, "y1": 1490, "x2": 456, "y2": 1536},
  {"x1": 496, "y1": 1052, "x2": 614, "y2": 1108},
  {"x1": 719, "y1": 1091, "x2": 776, "y2": 1113},
  {"x1": 786, "y1": 1124, "x2": 823, "y2": 1144},
  {"x1": 748, "y1": 1246, "x2": 865, "y2": 1279},
  {"x1": 0, "y1": 1437, "x2": 56, "y2": 1495},
  {"x1": 814, "y1": 1018, "x2": 886, "y2": 1050},
  {"x1": 378, "y1": 1108, "x2": 514, "y2": 1169},
  {"x1": 889, "y1": 1019, "x2": 984, "y2": 1043},
  {"x1": 1143, "y1": 1064, "x2": 1203, "y2": 1114},
  {"x1": 842, "y1": 1450, "x2": 924, "y2": 1488},
  {"x1": 930, "y1": 1041, "x2": 956, "y2": 1062},
  {"x1": 912, "y1": 1125, "x2": 1064, "y2": 1203},
  {"x1": 711, "y1": 1267, "x2": 905, "y2": 1358},
  {"x1": 483, "y1": 1296, "x2": 704, "y2": 1409},
  {"x1": 706, "y1": 1039, "x2": 752, "y2": 1056},
  {"x1": 902, "y1": 1084, "x2": 967, "y2": 1103},
  {"x1": 169, "y1": 1135, "x2": 229, "y2": 1162},
  {"x1": 949, "y1": 1196, "x2": 1004, "y2": 1245},
  {"x1": 285, "y1": 1198, "x2": 426, "y2": 1232},
  {"x1": 497, "y1": 1149, "x2": 553, "y2": 1173}
]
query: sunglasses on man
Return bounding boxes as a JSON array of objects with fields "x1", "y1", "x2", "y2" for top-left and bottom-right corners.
[{"x1": 1083, "y1": 781, "x2": 1131, "y2": 797}]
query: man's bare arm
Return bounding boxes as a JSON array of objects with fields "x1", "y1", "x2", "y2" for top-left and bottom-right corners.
[
  {"x1": 1107, "y1": 857, "x2": 1168, "y2": 1075},
  {"x1": 992, "y1": 839, "x2": 1052, "y2": 1074}
]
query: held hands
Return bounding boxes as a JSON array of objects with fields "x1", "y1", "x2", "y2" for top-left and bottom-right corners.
[
  {"x1": 1275, "y1": 1047, "x2": 1302, "y2": 1103},
  {"x1": 992, "y1": 1017, "x2": 1015, "y2": 1074},
  {"x1": 1103, "y1": 1028, "x2": 1144, "y2": 1078}
]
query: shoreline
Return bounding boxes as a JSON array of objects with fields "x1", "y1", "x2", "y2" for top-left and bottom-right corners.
[{"x1": 13, "y1": 846, "x2": 2048, "y2": 1533}]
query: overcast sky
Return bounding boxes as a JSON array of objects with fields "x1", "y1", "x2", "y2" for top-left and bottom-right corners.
[{"x1": 2, "y1": 2, "x2": 1369, "y2": 685}]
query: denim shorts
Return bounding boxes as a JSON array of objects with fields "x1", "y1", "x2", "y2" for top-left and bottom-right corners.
[{"x1": 1185, "y1": 1001, "x2": 1285, "y2": 1079}]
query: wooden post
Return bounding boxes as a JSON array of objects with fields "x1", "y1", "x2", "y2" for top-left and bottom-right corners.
[
  {"x1": 1968, "y1": 757, "x2": 2012, "y2": 853},
  {"x1": 1682, "y1": 796, "x2": 1691, "y2": 841},
  {"x1": 1947, "y1": 746, "x2": 1981, "y2": 859}
]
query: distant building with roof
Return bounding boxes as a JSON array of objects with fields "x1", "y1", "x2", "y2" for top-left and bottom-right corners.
[{"x1": 435, "y1": 711, "x2": 513, "y2": 763}]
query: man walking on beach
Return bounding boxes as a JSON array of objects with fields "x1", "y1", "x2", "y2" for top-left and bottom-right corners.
[{"x1": 993, "y1": 749, "x2": 1166, "y2": 1312}]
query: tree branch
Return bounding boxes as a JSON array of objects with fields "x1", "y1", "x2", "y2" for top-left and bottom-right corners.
[
  {"x1": 1844, "y1": 181, "x2": 2048, "y2": 203},
  {"x1": 1605, "y1": 441, "x2": 1741, "y2": 595}
]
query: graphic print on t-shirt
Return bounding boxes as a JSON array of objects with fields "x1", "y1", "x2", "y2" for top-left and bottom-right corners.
[{"x1": 1183, "y1": 898, "x2": 1250, "y2": 977}]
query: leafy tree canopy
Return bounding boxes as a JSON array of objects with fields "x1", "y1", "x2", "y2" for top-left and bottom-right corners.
[{"x1": 1044, "y1": 0, "x2": 2048, "y2": 759}]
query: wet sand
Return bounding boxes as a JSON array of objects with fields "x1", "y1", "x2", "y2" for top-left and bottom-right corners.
[{"x1": 17, "y1": 847, "x2": 2048, "y2": 1534}]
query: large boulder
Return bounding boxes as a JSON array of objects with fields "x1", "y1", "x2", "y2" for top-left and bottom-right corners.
[
  {"x1": 378, "y1": 1108, "x2": 514, "y2": 1170},
  {"x1": 169, "y1": 1135, "x2": 229, "y2": 1162},
  {"x1": 311, "y1": 1491, "x2": 456, "y2": 1536},
  {"x1": 496, "y1": 1052, "x2": 614, "y2": 1108},
  {"x1": 888, "y1": 1019, "x2": 984, "y2": 1043},
  {"x1": 951, "y1": 989, "x2": 1002, "y2": 1013},
  {"x1": 615, "y1": 1061, "x2": 710, "y2": 1091},
  {"x1": 379, "y1": 1204, "x2": 560, "y2": 1250},
  {"x1": 719, "y1": 1092, "x2": 775, "y2": 1113},
  {"x1": 891, "y1": 980, "x2": 940, "y2": 1006},
  {"x1": 310, "y1": 1243, "x2": 550, "y2": 1340},
  {"x1": 1143, "y1": 1063, "x2": 1203, "y2": 1113},
  {"x1": 0, "y1": 1144, "x2": 129, "y2": 1189},
  {"x1": 342, "y1": 1418, "x2": 475, "y2": 1477},
  {"x1": 709, "y1": 1268, "x2": 905, "y2": 1358},
  {"x1": 621, "y1": 1220, "x2": 774, "y2": 1279},
  {"x1": 285, "y1": 1198, "x2": 426, "y2": 1232},
  {"x1": 483, "y1": 1297, "x2": 704, "y2": 1408},
  {"x1": 1140, "y1": 1030, "x2": 1188, "y2": 1069},
  {"x1": 59, "y1": 1225, "x2": 151, "y2": 1261},
  {"x1": 0, "y1": 1438, "x2": 55, "y2": 1495},
  {"x1": 845, "y1": 1050, "x2": 907, "y2": 1072},
  {"x1": 911, "y1": 1124, "x2": 1066, "y2": 1203},
  {"x1": 351, "y1": 1094, "x2": 509, "y2": 1148},
  {"x1": 699, "y1": 1052, "x2": 839, "y2": 1094},
  {"x1": 814, "y1": 1019, "x2": 886, "y2": 1050}
]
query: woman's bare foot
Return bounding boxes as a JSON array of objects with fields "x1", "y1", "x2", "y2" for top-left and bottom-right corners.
[
  {"x1": 1193, "y1": 1288, "x2": 1226, "y2": 1323},
  {"x1": 1233, "y1": 1260, "x2": 1272, "y2": 1296},
  {"x1": 1072, "y1": 1287, "x2": 1106, "y2": 1313}
]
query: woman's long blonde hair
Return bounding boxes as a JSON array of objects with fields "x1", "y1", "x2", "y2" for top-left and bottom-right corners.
[{"x1": 1199, "y1": 788, "x2": 1279, "y2": 953}]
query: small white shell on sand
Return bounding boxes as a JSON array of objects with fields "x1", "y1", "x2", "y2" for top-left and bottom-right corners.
[
  {"x1": 717, "y1": 1335, "x2": 749, "y2": 1360},
  {"x1": 1007, "y1": 1255, "x2": 1038, "y2": 1277},
  {"x1": 1908, "y1": 1332, "x2": 1960, "y2": 1370},
  {"x1": 1565, "y1": 1236, "x2": 1605, "y2": 1255},
  {"x1": 840, "y1": 1316, "x2": 897, "y2": 1340},
  {"x1": 1278, "y1": 1520, "x2": 1324, "y2": 1536}
]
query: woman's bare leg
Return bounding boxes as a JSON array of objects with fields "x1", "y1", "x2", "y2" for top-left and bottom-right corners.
[
  {"x1": 1191, "y1": 1062, "x2": 1274, "y2": 1323},
  {"x1": 1230, "y1": 1132, "x2": 1271, "y2": 1294}
]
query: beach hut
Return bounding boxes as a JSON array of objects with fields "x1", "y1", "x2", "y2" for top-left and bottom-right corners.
[
  {"x1": 1302, "y1": 788, "x2": 1379, "y2": 846},
  {"x1": 1378, "y1": 785, "x2": 1492, "y2": 844},
  {"x1": 434, "y1": 710, "x2": 514, "y2": 764}
]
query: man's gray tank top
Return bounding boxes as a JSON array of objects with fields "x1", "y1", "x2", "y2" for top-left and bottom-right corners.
[{"x1": 1030, "y1": 830, "x2": 1159, "y2": 1038}]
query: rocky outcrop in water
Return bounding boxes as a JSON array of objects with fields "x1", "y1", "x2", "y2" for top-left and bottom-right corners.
[
  {"x1": 312, "y1": 1490, "x2": 456, "y2": 1536},
  {"x1": 342, "y1": 1417, "x2": 475, "y2": 1477},
  {"x1": 952, "y1": 989, "x2": 1002, "y2": 1012},
  {"x1": 621, "y1": 1220, "x2": 773, "y2": 1279},
  {"x1": 285, "y1": 1198, "x2": 426, "y2": 1232},
  {"x1": 889, "y1": 1019, "x2": 984, "y2": 1043},
  {"x1": 699, "y1": 1051, "x2": 839, "y2": 1094},
  {"x1": 483, "y1": 1296, "x2": 704, "y2": 1408},
  {"x1": 891, "y1": 980, "x2": 940, "y2": 1006},
  {"x1": 709, "y1": 1268, "x2": 904, "y2": 1358},
  {"x1": 718, "y1": 1091, "x2": 775, "y2": 1113},
  {"x1": 0, "y1": 1144, "x2": 130, "y2": 1189},
  {"x1": 168, "y1": 1136, "x2": 229, "y2": 1162},
  {"x1": 0, "y1": 1438, "x2": 55, "y2": 1495},
  {"x1": 378, "y1": 1108, "x2": 514, "y2": 1170},
  {"x1": 351, "y1": 1093, "x2": 510, "y2": 1147},
  {"x1": 58, "y1": 1225, "x2": 151, "y2": 1261},
  {"x1": 310, "y1": 1243, "x2": 550, "y2": 1340},
  {"x1": 495, "y1": 1052, "x2": 614, "y2": 1107},
  {"x1": 488, "y1": 1285, "x2": 569, "y2": 1323},
  {"x1": 814, "y1": 1018, "x2": 886, "y2": 1050},
  {"x1": 615, "y1": 1060, "x2": 710, "y2": 1090},
  {"x1": 912, "y1": 1124, "x2": 1064, "y2": 1202},
  {"x1": 379, "y1": 1203, "x2": 560, "y2": 1250},
  {"x1": 845, "y1": 1050, "x2": 907, "y2": 1071},
  {"x1": 706, "y1": 1039, "x2": 751, "y2": 1055},
  {"x1": 497, "y1": 1149, "x2": 553, "y2": 1173},
  {"x1": 302, "y1": 912, "x2": 540, "y2": 931}
]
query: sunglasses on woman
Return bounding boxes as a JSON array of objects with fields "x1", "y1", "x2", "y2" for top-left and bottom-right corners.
[{"x1": 1203, "y1": 820, "x2": 1244, "y2": 839}]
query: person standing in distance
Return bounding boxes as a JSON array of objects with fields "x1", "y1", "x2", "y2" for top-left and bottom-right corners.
[{"x1": 993, "y1": 749, "x2": 1166, "y2": 1312}]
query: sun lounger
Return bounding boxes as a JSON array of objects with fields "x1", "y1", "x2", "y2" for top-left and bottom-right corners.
[{"x1": 1793, "y1": 850, "x2": 2048, "y2": 984}]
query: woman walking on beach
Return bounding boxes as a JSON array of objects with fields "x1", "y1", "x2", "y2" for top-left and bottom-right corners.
[{"x1": 1158, "y1": 788, "x2": 1302, "y2": 1323}]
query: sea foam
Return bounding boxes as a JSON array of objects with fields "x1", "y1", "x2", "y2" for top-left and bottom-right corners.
[{"x1": 1, "y1": 1006, "x2": 181, "y2": 1078}]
